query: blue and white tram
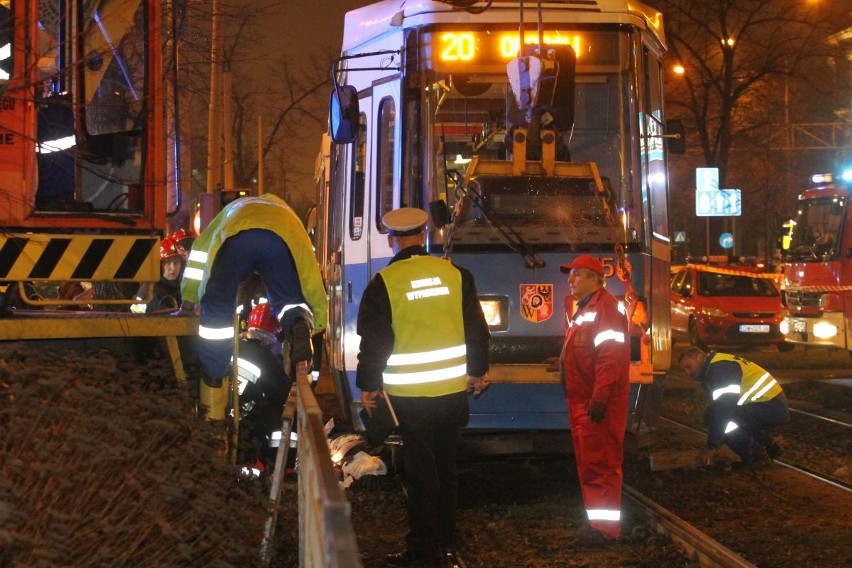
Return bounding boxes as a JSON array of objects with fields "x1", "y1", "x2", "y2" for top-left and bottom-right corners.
[{"x1": 317, "y1": 0, "x2": 678, "y2": 442}]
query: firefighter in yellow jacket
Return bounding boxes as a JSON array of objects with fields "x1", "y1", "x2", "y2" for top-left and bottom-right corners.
[
  {"x1": 180, "y1": 194, "x2": 328, "y2": 387},
  {"x1": 356, "y1": 207, "x2": 490, "y2": 566},
  {"x1": 677, "y1": 347, "x2": 789, "y2": 468}
]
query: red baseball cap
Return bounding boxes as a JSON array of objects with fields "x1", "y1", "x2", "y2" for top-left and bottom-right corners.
[{"x1": 560, "y1": 255, "x2": 604, "y2": 277}]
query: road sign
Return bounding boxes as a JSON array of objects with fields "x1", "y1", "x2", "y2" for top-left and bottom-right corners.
[
  {"x1": 696, "y1": 189, "x2": 741, "y2": 217},
  {"x1": 696, "y1": 167, "x2": 719, "y2": 191},
  {"x1": 719, "y1": 232, "x2": 734, "y2": 249},
  {"x1": 674, "y1": 231, "x2": 686, "y2": 243}
]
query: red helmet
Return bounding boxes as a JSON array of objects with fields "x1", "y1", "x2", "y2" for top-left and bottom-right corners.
[
  {"x1": 160, "y1": 237, "x2": 187, "y2": 261},
  {"x1": 247, "y1": 303, "x2": 279, "y2": 334}
]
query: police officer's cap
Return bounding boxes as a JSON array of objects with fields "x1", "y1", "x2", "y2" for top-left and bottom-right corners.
[{"x1": 383, "y1": 207, "x2": 428, "y2": 237}]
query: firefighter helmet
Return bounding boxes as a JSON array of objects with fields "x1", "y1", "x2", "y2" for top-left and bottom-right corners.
[
  {"x1": 247, "y1": 302, "x2": 280, "y2": 334},
  {"x1": 160, "y1": 237, "x2": 186, "y2": 261}
]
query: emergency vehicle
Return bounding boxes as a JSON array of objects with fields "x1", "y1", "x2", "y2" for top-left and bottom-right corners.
[
  {"x1": 781, "y1": 169, "x2": 852, "y2": 352},
  {"x1": 0, "y1": 1, "x2": 193, "y2": 346},
  {"x1": 315, "y1": 0, "x2": 681, "y2": 446}
]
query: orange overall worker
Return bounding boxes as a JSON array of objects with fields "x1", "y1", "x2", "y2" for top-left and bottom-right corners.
[{"x1": 559, "y1": 255, "x2": 630, "y2": 547}]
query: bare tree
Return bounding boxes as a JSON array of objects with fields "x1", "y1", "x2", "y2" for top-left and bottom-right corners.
[
  {"x1": 169, "y1": 0, "x2": 333, "y2": 221},
  {"x1": 647, "y1": 0, "x2": 850, "y2": 257}
]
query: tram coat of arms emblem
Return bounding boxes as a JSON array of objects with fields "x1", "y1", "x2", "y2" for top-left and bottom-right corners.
[{"x1": 519, "y1": 284, "x2": 553, "y2": 323}]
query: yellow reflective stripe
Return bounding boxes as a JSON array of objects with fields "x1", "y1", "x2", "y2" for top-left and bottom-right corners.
[
  {"x1": 183, "y1": 266, "x2": 204, "y2": 281},
  {"x1": 593, "y1": 329, "x2": 625, "y2": 346},
  {"x1": 712, "y1": 384, "x2": 741, "y2": 400},
  {"x1": 387, "y1": 344, "x2": 467, "y2": 366},
  {"x1": 586, "y1": 509, "x2": 620, "y2": 521},
  {"x1": 383, "y1": 363, "x2": 467, "y2": 385},
  {"x1": 737, "y1": 372, "x2": 774, "y2": 405},
  {"x1": 198, "y1": 325, "x2": 235, "y2": 340},
  {"x1": 724, "y1": 421, "x2": 739, "y2": 434}
]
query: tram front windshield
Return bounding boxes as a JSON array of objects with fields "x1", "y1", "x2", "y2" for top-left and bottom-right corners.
[{"x1": 407, "y1": 28, "x2": 638, "y2": 248}]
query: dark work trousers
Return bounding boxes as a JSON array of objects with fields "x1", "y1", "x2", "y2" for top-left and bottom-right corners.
[
  {"x1": 389, "y1": 391, "x2": 469, "y2": 554},
  {"x1": 723, "y1": 393, "x2": 790, "y2": 462},
  {"x1": 199, "y1": 229, "x2": 307, "y2": 380}
]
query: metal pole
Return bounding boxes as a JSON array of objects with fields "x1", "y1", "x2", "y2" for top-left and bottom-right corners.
[{"x1": 206, "y1": 0, "x2": 223, "y2": 193}]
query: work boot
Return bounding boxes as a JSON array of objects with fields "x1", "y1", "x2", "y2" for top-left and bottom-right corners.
[
  {"x1": 573, "y1": 527, "x2": 619, "y2": 549},
  {"x1": 289, "y1": 318, "x2": 313, "y2": 363}
]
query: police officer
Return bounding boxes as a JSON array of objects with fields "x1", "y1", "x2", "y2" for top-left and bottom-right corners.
[
  {"x1": 677, "y1": 347, "x2": 788, "y2": 468},
  {"x1": 560, "y1": 255, "x2": 630, "y2": 547},
  {"x1": 356, "y1": 207, "x2": 490, "y2": 566},
  {"x1": 180, "y1": 193, "x2": 328, "y2": 388}
]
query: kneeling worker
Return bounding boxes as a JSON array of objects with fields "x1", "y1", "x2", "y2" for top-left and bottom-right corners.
[{"x1": 677, "y1": 347, "x2": 789, "y2": 468}]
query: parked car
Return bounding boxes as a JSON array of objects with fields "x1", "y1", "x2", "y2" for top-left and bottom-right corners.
[{"x1": 670, "y1": 265, "x2": 792, "y2": 351}]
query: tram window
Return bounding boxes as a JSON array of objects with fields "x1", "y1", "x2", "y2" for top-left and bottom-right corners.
[
  {"x1": 375, "y1": 97, "x2": 395, "y2": 233},
  {"x1": 643, "y1": 47, "x2": 669, "y2": 240},
  {"x1": 82, "y1": 0, "x2": 145, "y2": 136},
  {"x1": 0, "y1": 1, "x2": 11, "y2": 83},
  {"x1": 350, "y1": 112, "x2": 367, "y2": 240}
]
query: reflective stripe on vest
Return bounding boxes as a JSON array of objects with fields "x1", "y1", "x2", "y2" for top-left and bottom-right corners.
[
  {"x1": 709, "y1": 353, "x2": 783, "y2": 404},
  {"x1": 712, "y1": 384, "x2": 741, "y2": 400},
  {"x1": 381, "y1": 256, "x2": 467, "y2": 397},
  {"x1": 737, "y1": 372, "x2": 778, "y2": 405}
]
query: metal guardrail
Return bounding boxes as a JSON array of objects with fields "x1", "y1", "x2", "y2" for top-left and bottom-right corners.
[{"x1": 263, "y1": 362, "x2": 362, "y2": 567}]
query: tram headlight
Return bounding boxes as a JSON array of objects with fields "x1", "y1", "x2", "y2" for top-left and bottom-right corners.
[{"x1": 479, "y1": 296, "x2": 508, "y2": 331}]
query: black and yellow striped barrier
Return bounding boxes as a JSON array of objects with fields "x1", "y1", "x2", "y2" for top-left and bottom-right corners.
[{"x1": 0, "y1": 233, "x2": 160, "y2": 283}]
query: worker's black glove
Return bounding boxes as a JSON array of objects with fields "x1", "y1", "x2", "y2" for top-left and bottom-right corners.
[
  {"x1": 171, "y1": 301, "x2": 196, "y2": 317},
  {"x1": 589, "y1": 400, "x2": 607, "y2": 423}
]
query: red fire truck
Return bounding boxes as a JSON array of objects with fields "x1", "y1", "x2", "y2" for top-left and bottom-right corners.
[{"x1": 781, "y1": 170, "x2": 852, "y2": 352}]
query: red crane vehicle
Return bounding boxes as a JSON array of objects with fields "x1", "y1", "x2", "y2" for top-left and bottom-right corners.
[
  {"x1": 0, "y1": 0, "x2": 196, "y2": 360},
  {"x1": 781, "y1": 170, "x2": 852, "y2": 352}
]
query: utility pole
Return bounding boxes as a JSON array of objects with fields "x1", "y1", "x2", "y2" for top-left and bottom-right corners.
[{"x1": 206, "y1": 0, "x2": 224, "y2": 194}]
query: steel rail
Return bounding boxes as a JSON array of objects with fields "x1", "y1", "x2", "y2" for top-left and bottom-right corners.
[
  {"x1": 623, "y1": 484, "x2": 757, "y2": 568},
  {"x1": 659, "y1": 414, "x2": 852, "y2": 494},
  {"x1": 789, "y1": 407, "x2": 852, "y2": 429}
]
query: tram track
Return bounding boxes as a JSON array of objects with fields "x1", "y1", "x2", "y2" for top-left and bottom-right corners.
[
  {"x1": 622, "y1": 485, "x2": 757, "y2": 568},
  {"x1": 658, "y1": 414, "x2": 852, "y2": 494}
]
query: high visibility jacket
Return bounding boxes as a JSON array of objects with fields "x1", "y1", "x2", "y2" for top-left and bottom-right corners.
[
  {"x1": 380, "y1": 255, "x2": 467, "y2": 397},
  {"x1": 181, "y1": 194, "x2": 327, "y2": 332},
  {"x1": 698, "y1": 352, "x2": 784, "y2": 447},
  {"x1": 702, "y1": 353, "x2": 783, "y2": 405}
]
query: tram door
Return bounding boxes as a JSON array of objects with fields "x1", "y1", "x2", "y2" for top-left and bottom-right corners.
[{"x1": 367, "y1": 79, "x2": 399, "y2": 279}]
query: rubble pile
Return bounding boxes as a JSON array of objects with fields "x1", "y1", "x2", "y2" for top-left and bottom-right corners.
[{"x1": 0, "y1": 344, "x2": 273, "y2": 567}]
